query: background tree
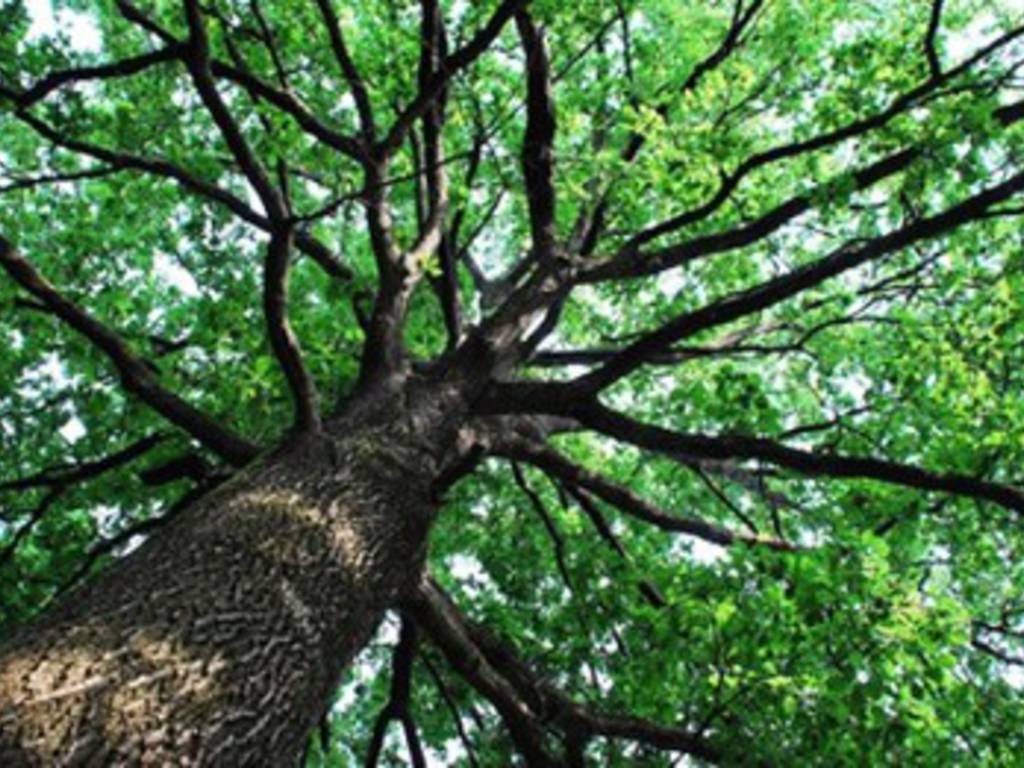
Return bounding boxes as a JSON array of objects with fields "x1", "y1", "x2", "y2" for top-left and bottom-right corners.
[{"x1": 2, "y1": 0, "x2": 1024, "y2": 764}]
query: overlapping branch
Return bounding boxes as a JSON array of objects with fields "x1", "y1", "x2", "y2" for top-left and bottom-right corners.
[
  {"x1": 0, "y1": 435, "x2": 164, "y2": 569},
  {"x1": 5, "y1": 1, "x2": 365, "y2": 162},
  {"x1": 406, "y1": 579, "x2": 557, "y2": 766},
  {"x1": 181, "y1": 0, "x2": 287, "y2": 222},
  {"x1": 114, "y1": 0, "x2": 366, "y2": 161},
  {"x1": 570, "y1": 0, "x2": 766, "y2": 255},
  {"x1": 313, "y1": 0, "x2": 376, "y2": 139},
  {"x1": 420, "y1": 655, "x2": 481, "y2": 768},
  {"x1": 0, "y1": 236, "x2": 259, "y2": 465},
  {"x1": 509, "y1": 461, "x2": 575, "y2": 591},
  {"x1": 461, "y1": 70, "x2": 1024, "y2": 386},
  {"x1": 575, "y1": 160, "x2": 1024, "y2": 391},
  {"x1": 409, "y1": 578, "x2": 721, "y2": 766},
  {"x1": 494, "y1": 436, "x2": 795, "y2": 551},
  {"x1": 11, "y1": 110, "x2": 351, "y2": 279},
  {"x1": 355, "y1": 0, "x2": 455, "y2": 385},
  {"x1": 0, "y1": 45, "x2": 184, "y2": 108},
  {"x1": 583, "y1": 90, "x2": 1024, "y2": 284},
  {"x1": 481, "y1": 392, "x2": 1024, "y2": 516},
  {"x1": 182, "y1": 0, "x2": 321, "y2": 432},
  {"x1": 377, "y1": 0, "x2": 530, "y2": 158},
  {"x1": 605, "y1": 22, "x2": 1024, "y2": 262}
]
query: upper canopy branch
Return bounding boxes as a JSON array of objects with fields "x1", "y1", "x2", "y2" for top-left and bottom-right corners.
[
  {"x1": 478, "y1": 391, "x2": 1024, "y2": 516},
  {"x1": 0, "y1": 236, "x2": 259, "y2": 466},
  {"x1": 586, "y1": 96, "x2": 1024, "y2": 285},
  {"x1": 574, "y1": 158, "x2": 1024, "y2": 391},
  {"x1": 0, "y1": 435, "x2": 166, "y2": 571},
  {"x1": 409, "y1": 0, "x2": 451, "y2": 271},
  {"x1": 0, "y1": 166, "x2": 120, "y2": 195},
  {"x1": 4, "y1": 1, "x2": 367, "y2": 162},
  {"x1": 132, "y1": 1, "x2": 325, "y2": 433},
  {"x1": 376, "y1": 0, "x2": 530, "y2": 159},
  {"x1": 263, "y1": 227, "x2": 322, "y2": 433},
  {"x1": 418, "y1": 0, "x2": 463, "y2": 348},
  {"x1": 460, "y1": 97, "x2": 1024, "y2": 391},
  {"x1": 356, "y1": 0, "x2": 530, "y2": 384},
  {"x1": 0, "y1": 434, "x2": 165, "y2": 495},
  {"x1": 924, "y1": 0, "x2": 946, "y2": 80},
  {"x1": 569, "y1": 0, "x2": 766, "y2": 255},
  {"x1": 515, "y1": 9, "x2": 558, "y2": 266},
  {"x1": 642, "y1": 23, "x2": 1023, "y2": 245},
  {"x1": 0, "y1": 45, "x2": 185, "y2": 109},
  {"x1": 313, "y1": 0, "x2": 376, "y2": 140},
  {"x1": 493, "y1": 435, "x2": 796, "y2": 551},
  {"x1": 354, "y1": 0, "x2": 456, "y2": 387},
  {"x1": 181, "y1": 0, "x2": 287, "y2": 223},
  {"x1": 10, "y1": 109, "x2": 352, "y2": 280},
  {"x1": 114, "y1": 0, "x2": 366, "y2": 161},
  {"x1": 580, "y1": 403, "x2": 1024, "y2": 516}
]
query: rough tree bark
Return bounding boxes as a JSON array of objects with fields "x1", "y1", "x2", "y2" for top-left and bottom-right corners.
[{"x1": 0, "y1": 386, "x2": 461, "y2": 766}]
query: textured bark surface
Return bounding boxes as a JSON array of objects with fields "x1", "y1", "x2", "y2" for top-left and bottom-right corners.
[{"x1": 0, "y1": 392, "x2": 450, "y2": 766}]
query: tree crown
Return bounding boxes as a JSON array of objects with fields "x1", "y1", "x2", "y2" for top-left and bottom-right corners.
[{"x1": 3, "y1": 0, "x2": 1024, "y2": 763}]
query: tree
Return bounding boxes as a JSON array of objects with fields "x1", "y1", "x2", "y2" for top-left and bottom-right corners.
[{"x1": 1, "y1": 0, "x2": 1024, "y2": 763}]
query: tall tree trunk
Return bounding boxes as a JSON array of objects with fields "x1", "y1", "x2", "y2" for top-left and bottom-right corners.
[{"x1": 0, "y1": 393, "x2": 449, "y2": 766}]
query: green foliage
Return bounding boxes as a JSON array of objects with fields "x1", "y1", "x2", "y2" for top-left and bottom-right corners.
[{"x1": 3, "y1": 0, "x2": 1024, "y2": 764}]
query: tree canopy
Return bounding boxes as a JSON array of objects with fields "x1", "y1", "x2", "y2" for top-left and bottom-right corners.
[{"x1": 3, "y1": 0, "x2": 1024, "y2": 764}]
